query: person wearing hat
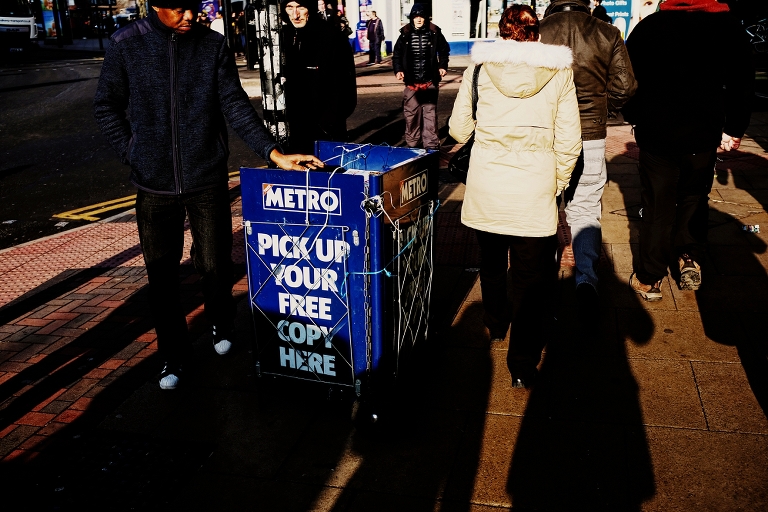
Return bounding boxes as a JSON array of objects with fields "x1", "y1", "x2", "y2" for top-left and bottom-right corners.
[
  {"x1": 539, "y1": 0, "x2": 637, "y2": 323},
  {"x1": 281, "y1": 0, "x2": 357, "y2": 154},
  {"x1": 392, "y1": 3, "x2": 450, "y2": 150},
  {"x1": 94, "y1": 0, "x2": 323, "y2": 390},
  {"x1": 623, "y1": 0, "x2": 754, "y2": 300}
]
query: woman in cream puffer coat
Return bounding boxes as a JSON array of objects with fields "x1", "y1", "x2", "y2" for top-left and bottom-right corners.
[{"x1": 448, "y1": 4, "x2": 581, "y2": 388}]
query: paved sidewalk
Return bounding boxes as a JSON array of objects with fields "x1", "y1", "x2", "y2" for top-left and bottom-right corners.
[
  {"x1": 13, "y1": 29, "x2": 767, "y2": 511},
  {"x1": 2, "y1": 110, "x2": 768, "y2": 510}
]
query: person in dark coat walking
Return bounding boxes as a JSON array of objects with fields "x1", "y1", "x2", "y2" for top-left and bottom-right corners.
[
  {"x1": 540, "y1": 0, "x2": 637, "y2": 313},
  {"x1": 392, "y1": 3, "x2": 450, "y2": 150},
  {"x1": 93, "y1": 0, "x2": 323, "y2": 390},
  {"x1": 281, "y1": 0, "x2": 357, "y2": 154},
  {"x1": 592, "y1": 0, "x2": 612, "y2": 23},
  {"x1": 623, "y1": 0, "x2": 754, "y2": 301},
  {"x1": 367, "y1": 10, "x2": 385, "y2": 64}
]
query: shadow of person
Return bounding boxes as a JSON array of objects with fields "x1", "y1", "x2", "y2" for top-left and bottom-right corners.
[
  {"x1": 693, "y1": 147, "x2": 768, "y2": 419},
  {"x1": 507, "y1": 146, "x2": 657, "y2": 511},
  {"x1": 506, "y1": 270, "x2": 656, "y2": 511},
  {"x1": 309, "y1": 195, "x2": 494, "y2": 511}
]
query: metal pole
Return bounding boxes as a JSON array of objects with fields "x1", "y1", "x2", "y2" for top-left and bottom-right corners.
[
  {"x1": 221, "y1": 0, "x2": 233, "y2": 48},
  {"x1": 51, "y1": 0, "x2": 63, "y2": 47},
  {"x1": 253, "y1": 0, "x2": 289, "y2": 146},
  {"x1": 245, "y1": 0, "x2": 258, "y2": 70}
]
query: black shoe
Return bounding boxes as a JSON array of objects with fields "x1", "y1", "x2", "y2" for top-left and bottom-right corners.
[
  {"x1": 511, "y1": 367, "x2": 538, "y2": 389},
  {"x1": 575, "y1": 282, "x2": 600, "y2": 328},
  {"x1": 575, "y1": 282, "x2": 599, "y2": 305},
  {"x1": 159, "y1": 362, "x2": 182, "y2": 390}
]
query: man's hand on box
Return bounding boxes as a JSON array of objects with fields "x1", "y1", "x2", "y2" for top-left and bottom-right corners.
[{"x1": 270, "y1": 150, "x2": 325, "y2": 170}]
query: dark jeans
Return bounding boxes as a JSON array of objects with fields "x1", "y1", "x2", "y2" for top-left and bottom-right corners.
[
  {"x1": 636, "y1": 149, "x2": 716, "y2": 285},
  {"x1": 475, "y1": 230, "x2": 558, "y2": 375},
  {"x1": 368, "y1": 39, "x2": 382, "y2": 63},
  {"x1": 136, "y1": 186, "x2": 236, "y2": 365}
]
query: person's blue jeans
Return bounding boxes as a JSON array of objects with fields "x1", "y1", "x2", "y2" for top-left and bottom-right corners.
[
  {"x1": 563, "y1": 139, "x2": 607, "y2": 290},
  {"x1": 136, "y1": 186, "x2": 236, "y2": 365}
]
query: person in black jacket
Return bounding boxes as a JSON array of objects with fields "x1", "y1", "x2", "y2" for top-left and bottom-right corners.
[
  {"x1": 366, "y1": 10, "x2": 384, "y2": 65},
  {"x1": 623, "y1": 0, "x2": 754, "y2": 301},
  {"x1": 392, "y1": 3, "x2": 450, "y2": 150},
  {"x1": 93, "y1": 0, "x2": 322, "y2": 390},
  {"x1": 281, "y1": 0, "x2": 357, "y2": 154},
  {"x1": 592, "y1": 0, "x2": 612, "y2": 23}
]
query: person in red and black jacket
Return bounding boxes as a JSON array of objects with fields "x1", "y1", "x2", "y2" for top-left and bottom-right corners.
[
  {"x1": 623, "y1": 0, "x2": 754, "y2": 301},
  {"x1": 392, "y1": 3, "x2": 450, "y2": 150}
]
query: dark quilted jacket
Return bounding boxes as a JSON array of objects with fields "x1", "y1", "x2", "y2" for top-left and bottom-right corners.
[
  {"x1": 94, "y1": 12, "x2": 279, "y2": 195},
  {"x1": 392, "y1": 22, "x2": 450, "y2": 86}
]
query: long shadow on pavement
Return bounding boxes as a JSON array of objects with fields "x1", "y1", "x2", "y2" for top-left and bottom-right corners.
[
  {"x1": 705, "y1": 139, "x2": 768, "y2": 418},
  {"x1": 507, "y1": 152, "x2": 656, "y2": 510}
]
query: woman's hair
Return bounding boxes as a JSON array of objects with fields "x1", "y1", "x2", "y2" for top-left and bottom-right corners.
[{"x1": 498, "y1": 4, "x2": 539, "y2": 42}]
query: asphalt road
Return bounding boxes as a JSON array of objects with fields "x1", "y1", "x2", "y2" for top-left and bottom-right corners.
[{"x1": 0, "y1": 56, "x2": 135, "y2": 249}]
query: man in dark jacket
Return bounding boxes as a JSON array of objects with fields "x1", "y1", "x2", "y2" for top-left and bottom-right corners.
[
  {"x1": 282, "y1": 0, "x2": 357, "y2": 154},
  {"x1": 592, "y1": 0, "x2": 612, "y2": 23},
  {"x1": 540, "y1": 0, "x2": 637, "y2": 311},
  {"x1": 94, "y1": 0, "x2": 322, "y2": 390},
  {"x1": 623, "y1": 0, "x2": 753, "y2": 301},
  {"x1": 392, "y1": 3, "x2": 450, "y2": 150},
  {"x1": 366, "y1": 10, "x2": 385, "y2": 65}
]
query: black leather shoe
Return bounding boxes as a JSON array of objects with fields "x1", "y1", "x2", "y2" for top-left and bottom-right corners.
[{"x1": 575, "y1": 282, "x2": 599, "y2": 311}]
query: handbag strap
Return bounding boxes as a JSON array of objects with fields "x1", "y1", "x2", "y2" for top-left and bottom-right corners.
[{"x1": 471, "y1": 64, "x2": 482, "y2": 121}]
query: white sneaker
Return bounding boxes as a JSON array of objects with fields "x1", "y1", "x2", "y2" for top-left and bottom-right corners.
[
  {"x1": 212, "y1": 325, "x2": 232, "y2": 355},
  {"x1": 159, "y1": 373, "x2": 179, "y2": 390},
  {"x1": 159, "y1": 363, "x2": 181, "y2": 390},
  {"x1": 214, "y1": 338, "x2": 232, "y2": 355}
]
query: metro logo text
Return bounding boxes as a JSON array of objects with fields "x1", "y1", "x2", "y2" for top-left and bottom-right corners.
[
  {"x1": 262, "y1": 184, "x2": 342, "y2": 215},
  {"x1": 400, "y1": 170, "x2": 428, "y2": 207}
]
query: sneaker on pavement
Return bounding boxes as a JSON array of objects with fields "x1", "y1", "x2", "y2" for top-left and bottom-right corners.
[
  {"x1": 629, "y1": 273, "x2": 663, "y2": 302},
  {"x1": 678, "y1": 253, "x2": 701, "y2": 291},
  {"x1": 159, "y1": 362, "x2": 181, "y2": 390},
  {"x1": 212, "y1": 325, "x2": 232, "y2": 355}
]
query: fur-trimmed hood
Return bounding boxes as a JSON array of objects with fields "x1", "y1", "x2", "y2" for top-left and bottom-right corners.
[{"x1": 471, "y1": 39, "x2": 573, "y2": 99}]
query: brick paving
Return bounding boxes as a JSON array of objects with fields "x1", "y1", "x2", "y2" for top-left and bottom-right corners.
[{"x1": 0, "y1": 182, "x2": 249, "y2": 464}]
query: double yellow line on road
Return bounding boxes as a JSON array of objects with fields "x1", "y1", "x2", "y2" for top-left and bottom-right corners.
[
  {"x1": 52, "y1": 171, "x2": 242, "y2": 222},
  {"x1": 53, "y1": 195, "x2": 137, "y2": 221}
]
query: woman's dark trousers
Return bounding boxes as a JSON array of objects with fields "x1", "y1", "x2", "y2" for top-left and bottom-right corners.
[
  {"x1": 136, "y1": 186, "x2": 236, "y2": 366},
  {"x1": 636, "y1": 149, "x2": 716, "y2": 285},
  {"x1": 474, "y1": 230, "x2": 558, "y2": 376}
]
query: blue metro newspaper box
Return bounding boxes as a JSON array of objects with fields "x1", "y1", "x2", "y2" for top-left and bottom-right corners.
[{"x1": 240, "y1": 142, "x2": 438, "y2": 396}]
